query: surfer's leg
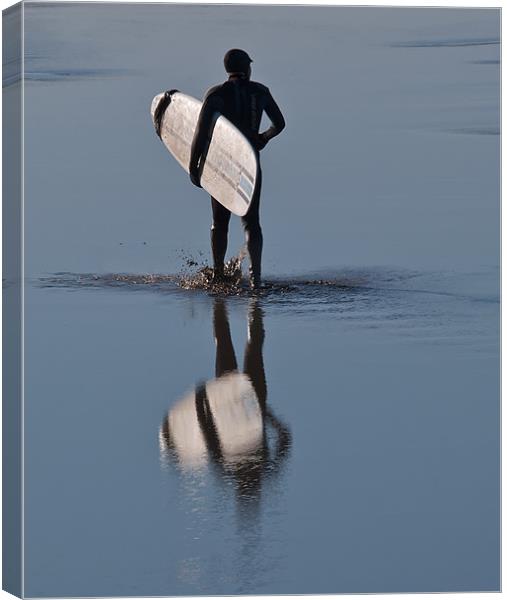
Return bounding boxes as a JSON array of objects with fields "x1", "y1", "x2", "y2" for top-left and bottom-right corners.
[
  {"x1": 211, "y1": 197, "x2": 231, "y2": 275},
  {"x1": 241, "y1": 170, "x2": 263, "y2": 288}
]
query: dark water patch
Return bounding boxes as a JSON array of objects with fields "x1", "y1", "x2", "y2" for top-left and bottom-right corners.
[
  {"x1": 37, "y1": 272, "x2": 180, "y2": 293},
  {"x1": 35, "y1": 267, "x2": 496, "y2": 304},
  {"x1": 445, "y1": 127, "x2": 499, "y2": 136},
  {"x1": 24, "y1": 68, "x2": 133, "y2": 82},
  {"x1": 4, "y1": 67, "x2": 134, "y2": 88},
  {"x1": 390, "y1": 38, "x2": 500, "y2": 48},
  {"x1": 36, "y1": 267, "x2": 497, "y2": 299},
  {"x1": 35, "y1": 268, "x2": 378, "y2": 300},
  {"x1": 470, "y1": 60, "x2": 500, "y2": 65},
  {"x1": 34, "y1": 267, "x2": 498, "y2": 348}
]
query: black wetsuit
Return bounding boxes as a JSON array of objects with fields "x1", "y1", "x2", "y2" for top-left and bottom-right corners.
[{"x1": 189, "y1": 75, "x2": 285, "y2": 286}]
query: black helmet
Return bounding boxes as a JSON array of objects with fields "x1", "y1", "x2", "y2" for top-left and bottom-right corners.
[{"x1": 224, "y1": 48, "x2": 252, "y2": 73}]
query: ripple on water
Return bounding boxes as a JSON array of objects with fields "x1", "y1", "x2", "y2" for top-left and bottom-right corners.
[{"x1": 35, "y1": 265, "x2": 498, "y2": 349}]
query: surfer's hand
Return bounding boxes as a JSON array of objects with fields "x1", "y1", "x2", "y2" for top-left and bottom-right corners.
[
  {"x1": 254, "y1": 133, "x2": 268, "y2": 151},
  {"x1": 189, "y1": 169, "x2": 202, "y2": 188}
]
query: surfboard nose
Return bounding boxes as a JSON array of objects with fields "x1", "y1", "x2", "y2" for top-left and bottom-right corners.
[
  {"x1": 150, "y1": 93, "x2": 164, "y2": 121},
  {"x1": 151, "y1": 90, "x2": 179, "y2": 132}
]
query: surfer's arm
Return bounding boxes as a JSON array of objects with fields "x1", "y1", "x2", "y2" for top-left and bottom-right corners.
[
  {"x1": 189, "y1": 90, "x2": 223, "y2": 186},
  {"x1": 189, "y1": 105, "x2": 212, "y2": 187},
  {"x1": 259, "y1": 91, "x2": 286, "y2": 146}
]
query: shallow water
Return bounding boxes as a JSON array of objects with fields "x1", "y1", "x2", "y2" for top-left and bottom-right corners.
[
  {"x1": 24, "y1": 265, "x2": 499, "y2": 596},
  {"x1": 17, "y1": 3, "x2": 500, "y2": 597}
]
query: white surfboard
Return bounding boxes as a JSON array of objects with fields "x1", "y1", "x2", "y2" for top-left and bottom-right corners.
[{"x1": 151, "y1": 91, "x2": 258, "y2": 217}]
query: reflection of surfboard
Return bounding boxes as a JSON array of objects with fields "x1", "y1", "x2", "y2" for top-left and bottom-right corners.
[
  {"x1": 151, "y1": 91, "x2": 258, "y2": 217},
  {"x1": 163, "y1": 372, "x2": 262, "y2": 470}
]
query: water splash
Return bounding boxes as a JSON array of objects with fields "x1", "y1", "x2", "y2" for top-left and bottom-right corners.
[{"x1": 178, "y1": 248, "x2": 247, "y2": 294}]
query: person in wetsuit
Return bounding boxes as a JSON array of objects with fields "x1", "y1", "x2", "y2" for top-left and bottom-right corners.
[{"x1": 189, "y1": 49, "x2": 286, "y2": 289}]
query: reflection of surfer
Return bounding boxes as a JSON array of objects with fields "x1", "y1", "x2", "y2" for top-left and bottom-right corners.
[
  {"x1": 161, "y1": 298, "x2": 291, "y2": 517},
  {"x1": 189, "y1": 50, "x2": 286, "y2": 289}
]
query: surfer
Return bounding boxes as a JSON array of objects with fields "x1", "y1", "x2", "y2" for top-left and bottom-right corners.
[{"x1": 189, "y1": 49, "x2": 286, "y2": 289}]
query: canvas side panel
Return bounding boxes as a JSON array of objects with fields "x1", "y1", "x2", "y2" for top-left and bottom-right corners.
[{"x1": 3, "y1": 3, "x2": 23, "y2": 598}]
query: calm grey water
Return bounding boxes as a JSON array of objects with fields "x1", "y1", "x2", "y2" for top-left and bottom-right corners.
[{"x1": 17, "y1": 3, "x2": 500, "y2": 596}]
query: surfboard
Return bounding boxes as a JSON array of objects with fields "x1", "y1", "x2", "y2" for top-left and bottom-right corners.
[{"x1": 151, "y1": 91, "x2": 258, "y2": 217}]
